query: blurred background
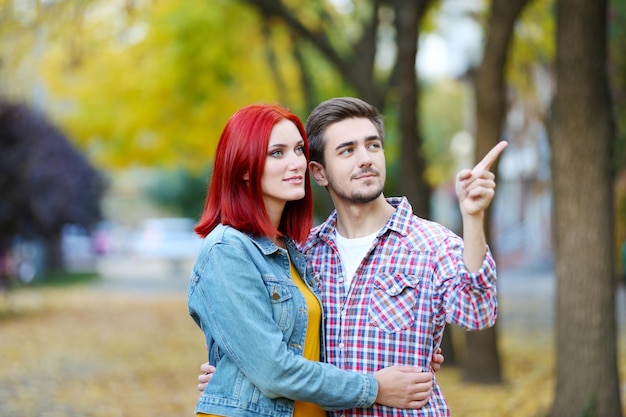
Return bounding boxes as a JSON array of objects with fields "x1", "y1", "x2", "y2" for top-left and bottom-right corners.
[{"x1": 1, "y1": 0, "x2": 625, "y2": 416}]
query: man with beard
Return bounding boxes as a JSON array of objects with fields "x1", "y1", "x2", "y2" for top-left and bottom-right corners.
[{"x1": 299, "y1": 97, "x2": 506, "y2": 416}]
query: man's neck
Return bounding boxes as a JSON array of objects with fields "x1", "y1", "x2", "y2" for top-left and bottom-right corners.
[{"x1": 333, "y1": 195, "x2": 395, "y2": 238}]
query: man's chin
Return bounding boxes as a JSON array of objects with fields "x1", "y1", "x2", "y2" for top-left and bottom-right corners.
[{"x1": 350, "y1": 190, "x2": 383, "y2": 205}]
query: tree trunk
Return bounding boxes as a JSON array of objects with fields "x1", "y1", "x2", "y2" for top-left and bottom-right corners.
[
  {"x1": 464, "y1": 0, "x2": 530, "y2": 385},
  {"x1": 0, "y1": 241, "x2": 14, "y2": 292},
  {"x1": 392, "y1": 0, "x2": 431, "y2": 219},
  {"x1": 44, "y1": 233, "x2": 63, "y2": 273},
  {"x1": 548, "y1": 0, "x2": 621, "y2": 416}
]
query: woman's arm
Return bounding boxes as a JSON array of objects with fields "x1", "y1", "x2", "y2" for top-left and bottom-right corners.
[
  {"x1": 197, "y1": 347, "x2": 445, "y2": 407},
  {"x1": 189, "y1": 240, "x2": 436, "y2": 410}
]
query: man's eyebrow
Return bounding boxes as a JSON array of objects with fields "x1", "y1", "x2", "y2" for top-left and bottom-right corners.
[
  {"x1": 364, "y1": 135, "x2": 382, "y2": 142},
  {"x1": 334, "y1": 135, "x2": 380, "y2": 151},
  {"x1": 334, "y1": 140, "x2": 356, "y2": 151}
]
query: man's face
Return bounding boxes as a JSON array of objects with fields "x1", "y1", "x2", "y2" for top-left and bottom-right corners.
[{"x1": 310, "y1": 117, "x2": 386, "y2": 205}]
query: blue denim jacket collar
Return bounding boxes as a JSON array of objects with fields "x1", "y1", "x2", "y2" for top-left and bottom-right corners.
[{"x1": 248, "y1": 233, "x2": 318, "y2": 294}]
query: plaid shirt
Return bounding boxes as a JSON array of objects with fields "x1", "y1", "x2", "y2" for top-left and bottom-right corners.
[{"x1": 302, "y1": 197, "x2": 498, "y2": 417}]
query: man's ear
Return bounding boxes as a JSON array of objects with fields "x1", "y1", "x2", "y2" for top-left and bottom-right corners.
[{"x1": 309, "y1": 161, "x2": 328, "y2": 187}]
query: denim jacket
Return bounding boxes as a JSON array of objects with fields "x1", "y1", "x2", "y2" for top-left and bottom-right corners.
[{"x1": 188, "y1": 224, "x2": 378, "y2": 417}]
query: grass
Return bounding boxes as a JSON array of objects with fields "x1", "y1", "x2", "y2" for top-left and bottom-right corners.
[
  {"x1": 18, "y1": 271, "x2": 101, "y2": 288},
  {"x1": 0, "y1": 274, "x2": 624, "y2": 417}
]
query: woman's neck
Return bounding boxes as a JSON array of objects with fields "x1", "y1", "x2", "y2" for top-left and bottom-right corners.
[{"x1": 272, "y1": 235, "x2": 286, "y2": 249}]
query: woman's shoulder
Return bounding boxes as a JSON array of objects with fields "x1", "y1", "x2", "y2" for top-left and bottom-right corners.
[{"x1": 205, "y1": 224, "x2": 251, "y2": 247}]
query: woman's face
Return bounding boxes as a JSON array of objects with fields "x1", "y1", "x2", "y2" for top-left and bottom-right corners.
[{"x1": 260, "y1": 119, "x2": 307, "y2": 215}]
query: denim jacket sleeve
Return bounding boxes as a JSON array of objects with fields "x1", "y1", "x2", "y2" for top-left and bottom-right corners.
[{"x1": 187, "y1": 231, "x2": 377, "y2": 410}]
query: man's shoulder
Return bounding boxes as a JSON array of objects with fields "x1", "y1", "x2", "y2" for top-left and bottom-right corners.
[
  {"x1": 302, "y1": 223, "x2": 328, "y2": 253},
  {"x1": 387, "y1": 199, "x2": 458, "y2": 251},
  {"x1": 301, "y1": 211, "x2": 337, "y2": 252}
]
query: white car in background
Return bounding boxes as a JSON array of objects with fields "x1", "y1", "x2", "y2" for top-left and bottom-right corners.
[{"x1": 130, "y1": 218, "x2": 203, "y2": 262}]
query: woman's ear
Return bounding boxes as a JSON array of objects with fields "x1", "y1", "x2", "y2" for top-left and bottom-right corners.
[
  {"x1": 309, "y1": 161, "x2": 328, "y2": 187},
  {"x1": 243, "y1": 172, "x2": 249, "y2": 181}
]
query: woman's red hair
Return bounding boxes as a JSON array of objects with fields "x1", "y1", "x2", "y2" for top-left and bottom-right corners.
[{"x1": 194, "y1": 104, "x2": 313, "y2": 244}]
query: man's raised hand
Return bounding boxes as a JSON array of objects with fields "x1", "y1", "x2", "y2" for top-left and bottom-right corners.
[{"x1": 455, "y1": 141, "x2": 508, "y2": 216}]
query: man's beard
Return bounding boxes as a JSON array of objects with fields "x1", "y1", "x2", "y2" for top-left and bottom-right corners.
[{"x1": 327, "y1": 182, "x2": 384, "y2": 205}]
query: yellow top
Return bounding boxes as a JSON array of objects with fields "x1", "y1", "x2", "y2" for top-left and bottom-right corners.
[
  {"x1": 198, "y1": 262, "x2": 325, "y2": 417},
  {"x1": 290, "y1": 261, "x2": 326, "y2": 417}
]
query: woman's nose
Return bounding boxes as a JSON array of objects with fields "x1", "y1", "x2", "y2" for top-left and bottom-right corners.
[{"x1": 289, "y1": 152, "x2": 307, "y2": 170}]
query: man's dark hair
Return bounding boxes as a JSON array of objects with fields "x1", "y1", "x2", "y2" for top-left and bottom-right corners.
[{"x1": 305, "y1": 97, "x2": 385, "y2": 166}]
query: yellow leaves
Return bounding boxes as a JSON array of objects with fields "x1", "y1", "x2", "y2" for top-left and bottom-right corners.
[
  {"x1": 0, "y1": 287, "x2": 202, "y2": 416},
  {"x1": 438, "y1": 334, "x2": 555, "y2": 416},
  {"x1": 507, "y1": 0, "x2": 555, "y2": 99},
  {"x1": 28, "y1": 1, "x2": 308, "y2": 171}
]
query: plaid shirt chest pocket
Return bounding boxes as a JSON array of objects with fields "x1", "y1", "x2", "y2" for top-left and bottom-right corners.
[{"x1": 368, "y1": 272, "x2": 420, "y2": 333}]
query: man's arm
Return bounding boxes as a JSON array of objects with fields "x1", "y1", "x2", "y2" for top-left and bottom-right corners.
[
  {"x1": 455, "y1": 141, "x2": 507, "y2": 272},
  {"x1": 197, "y1": 362, "x2": 215, "y2": 392}
]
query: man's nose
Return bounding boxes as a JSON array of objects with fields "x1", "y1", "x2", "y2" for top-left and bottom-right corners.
[{"x1": 355, "y1": 146, "x2": 373, "y2": 167}]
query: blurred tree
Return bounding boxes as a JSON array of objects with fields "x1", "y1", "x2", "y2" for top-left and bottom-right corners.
[
  {"x1": 609, "y1": 0, "x2": 626, "y2": 168},
  {"x1": 0, "y1": 0, "x2": 310, "y2": 173},
  {"x1": 465, "y1": 0, "x2": 531, "y2": 385},
  {"x1": 0, "y1": 99, "x2": 104, "y2": 273},
  {"x1": 415, "y1": 80, "x2": 464, "y2": 185},
  {"x1": 0, "y1": 0, "x2": 86, "y2": 102},
  {"x1": 145, "y1": 167, "x2": 210, "y2": 220},
  {"x1": 609, "y1": 0, "x2": 626, "y2": 270},
  {"x1": 549, "y1": 0, "x2": 622, "y2": 415}
]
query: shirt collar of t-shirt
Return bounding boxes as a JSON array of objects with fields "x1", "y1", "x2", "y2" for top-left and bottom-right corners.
[{"x1": 334, "y1": 229, "x2": 380, "y2": 291}]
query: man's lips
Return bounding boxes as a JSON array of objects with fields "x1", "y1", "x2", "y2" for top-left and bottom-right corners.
[{"x1": 352, "y1": 170, "x2": 378, "y2": 180}]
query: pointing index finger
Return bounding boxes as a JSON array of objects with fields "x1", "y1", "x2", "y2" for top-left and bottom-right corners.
[{"x1": 473, "y1": 141, "x2": 508, "y2": 173}]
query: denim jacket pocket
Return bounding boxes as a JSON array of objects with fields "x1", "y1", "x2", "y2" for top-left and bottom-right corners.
[
  {"x1": 368, "y1": 272, "x2": 419, "y2": 333},
  {"x1": 262, "y1": 274, "x2": 295, "y2": 332}
]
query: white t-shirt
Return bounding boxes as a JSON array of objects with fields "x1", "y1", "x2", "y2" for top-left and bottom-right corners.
[{"x1": 335, "y1": 229, "x2": 380, "y2": 291}]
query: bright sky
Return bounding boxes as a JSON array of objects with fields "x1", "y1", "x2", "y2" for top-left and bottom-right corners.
[
  {"x1": 418, "y1": 0, "x2": 484, "y2": 79},
  {"x1": 329, "y1": 0, "x2": 485, "y2": 80}
]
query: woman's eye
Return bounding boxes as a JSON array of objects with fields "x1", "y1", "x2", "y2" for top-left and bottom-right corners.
[
  {"x1": 295, "y1": 146, "x2": 305, "y2": 155},
  {"x1": 270, "y1": 150, "x2": 283, "y2": 157}
]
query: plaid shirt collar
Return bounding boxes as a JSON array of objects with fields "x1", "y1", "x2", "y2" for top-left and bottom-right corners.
[{"x1": 307, "y1": 196, "x2": 414, "y2": 249}]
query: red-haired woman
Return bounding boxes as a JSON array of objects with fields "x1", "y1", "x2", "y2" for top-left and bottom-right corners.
[{"x1": 187, "y1": 104, "x2": 432, "y2": 417}]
